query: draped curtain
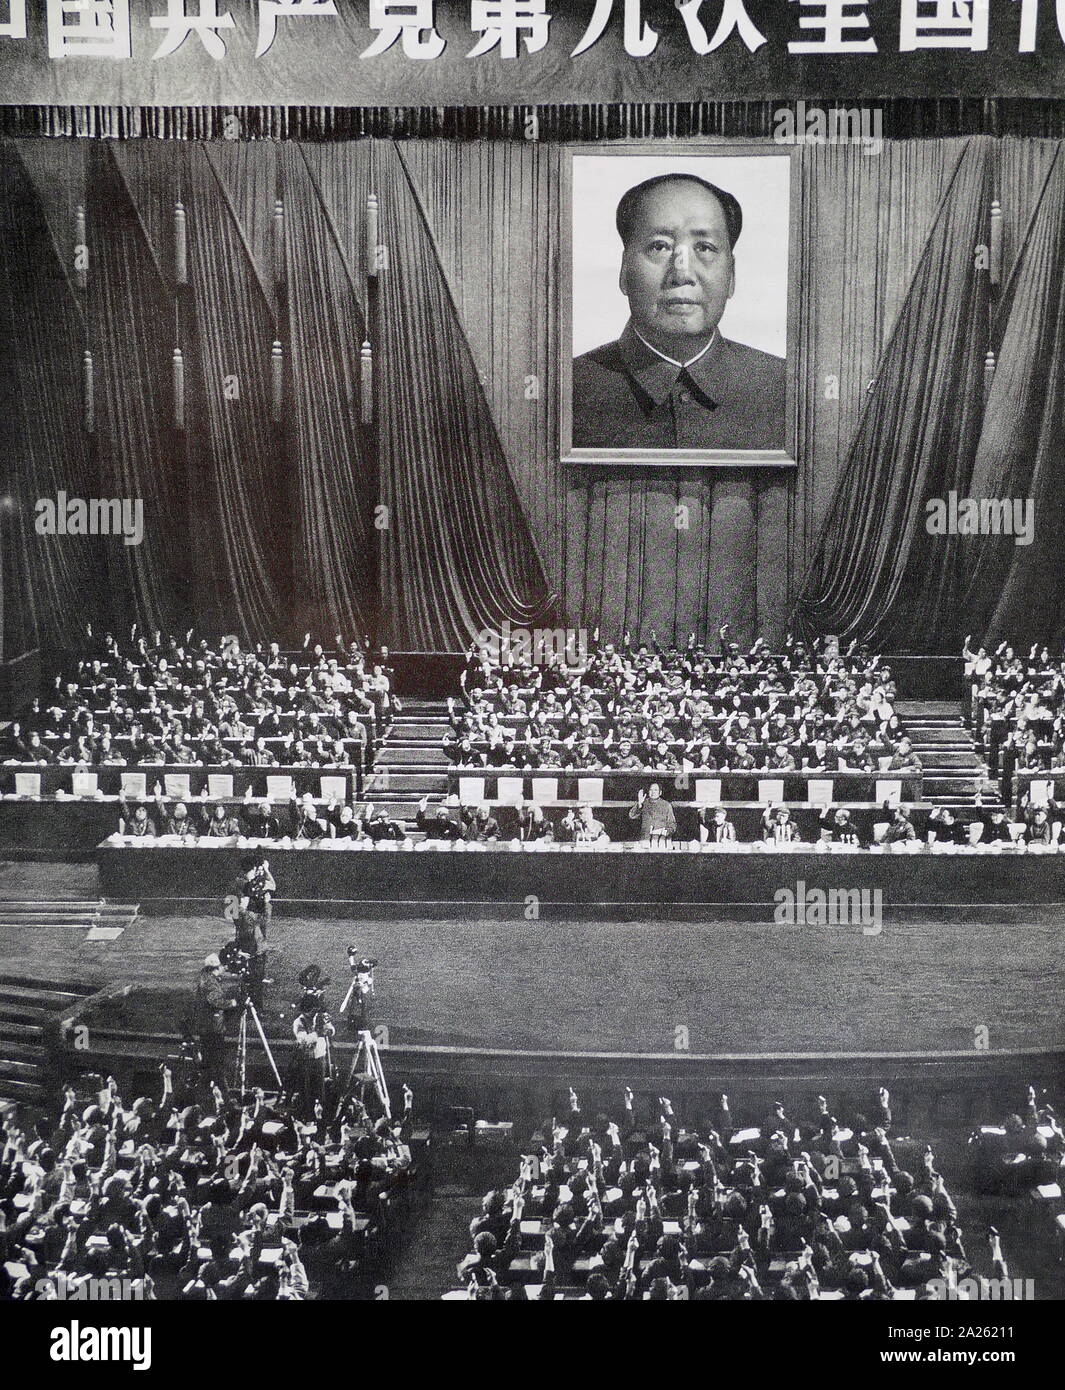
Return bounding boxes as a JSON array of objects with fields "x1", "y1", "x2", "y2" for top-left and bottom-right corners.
[
  {"x1": 0, "y1": 135, "x2": 556, "y2": 658},
  {"x1": 960, "y1": 146, "x2": 1065, "y2": 648},
  {"x1": 5, "y1": 131, "x2": 1065, "y2": 662},
  {"x1": 280, "y1": 143, "x2": 376, "y2": 641},
  {"x1": 795, "y1": 134, "x2": 1065, "y2": 652},
  {"x1": 182, "y1": 144, "x2": 293, "y2": 635},
  {"x1": 372, "y1": 140, "x2": 557, "y2": 648},
  {"x1": 793, "y1": 137, "x2": 995, "y2": 650},
  {"x1": 11, "y1": 102, "x2": 1065, "y2": 143},
  {"x1": 0, "y1": 148, "x2": 102, "y2": 655},
  {"x1": 87, "y1": 144, "x2": 193, "y2": 635}
]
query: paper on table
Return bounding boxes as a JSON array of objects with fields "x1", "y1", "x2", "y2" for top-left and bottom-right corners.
[
  {"x1": 458, "y1": 776, "x2": 485, "y2": 805},
  {"x1": 531, "y1": 778, "x2": 558, "y2": 804},
  {"x1": 807, "y1": 778, "x2": 833, "y2": 807},
  {"x1": 120, "y1": 772, "x2": 147, "y2": 799},
  {"x1": 694, "y1": 778, "x2": 721, "y2": 805},
  {"x1": 757, "y1": 779, "x2": 785, "y2": 805},
  {"x1": 875, "y1": 779, "x2": 902, "y2": 807}
]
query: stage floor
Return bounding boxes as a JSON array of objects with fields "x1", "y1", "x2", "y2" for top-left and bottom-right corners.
[{"x1": 2, "y1": 905, "x2": 1062, "y2": 1058}]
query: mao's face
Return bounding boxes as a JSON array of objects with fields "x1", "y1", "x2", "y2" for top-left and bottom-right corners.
[{"x1": 620, "y1": 181, "x2": 735, "y2": 348}]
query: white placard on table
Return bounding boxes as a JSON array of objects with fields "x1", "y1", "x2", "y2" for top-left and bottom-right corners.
[
  {"x1": 266, "y1": 775, "x2": 295, "y2": 801},
  {"x1": 531, "y1": 777, "x2": 558, "y2": 804},
  {"x1": 496, "y1": 776, "x2": 524, "y2": 805},
  {"x1": 577, "y1": 777, "x2": 603, "y2": 805},
  {"x1": 14, "y1": 772, "x2": 41, "y2": 797},
  {"x1": 320, "y1": 775, "x2": 348, "y2": 802},
  {"x1": 1028, "y1": 779, "x2": 1050, "y2": 806},
  {"x1": 757, "y1": 779, "x2": 785, "y2": 805},
  {"x1": 694, "y1": 778, "x2": 722, "y2": 805},
  {"x1": 458, "y1": 776, "x2": 486, "y2": 805},
  {"x1": 120, "y1": 772, "x2": 147, "y2": 799},
  {"x1": 71, "y1": 771, "x2": 98, "y2": 797},
  {"x1": 164, "y1": 773, "x2": 191, "y2": 800},
  {"x1": 875, "y1": 779, "x2": 902, "y2": 807},
  {"x1": 207, "y1": 774, "x2": 234, "y2": 799},
  {"x1": 807, "y1": 778, "x2": 833, "y2": 807}
]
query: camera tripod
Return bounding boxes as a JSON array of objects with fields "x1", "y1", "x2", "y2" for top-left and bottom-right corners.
[
  {"x1": 336, "y1": 1028, "x2": 391, "y2": 1119},
  {"x1": 232, "y1": 994, "x2": 283, "y2": 1094}
]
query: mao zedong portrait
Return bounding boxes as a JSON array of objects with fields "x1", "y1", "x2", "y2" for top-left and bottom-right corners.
[{"x1": 572, "y1": 173, "x2": 785, "y2": 451}]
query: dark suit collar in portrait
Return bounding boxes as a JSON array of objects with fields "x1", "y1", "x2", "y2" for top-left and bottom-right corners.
[
  {"x1": 571, "y1": 319, "x2": 786, "y2": 450},
  {"x1": 617, "y1": 320, "x2": 736, "y2": 411}
]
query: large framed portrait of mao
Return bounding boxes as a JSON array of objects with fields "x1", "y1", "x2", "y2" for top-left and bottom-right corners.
[{"x1": 562, "y1": 145, "x2": 798, "y2": 469}]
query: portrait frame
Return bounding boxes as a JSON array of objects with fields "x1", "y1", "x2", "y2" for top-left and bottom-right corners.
[{"x1": 561, "y1": 143, "x2": 800, "y2": 470}]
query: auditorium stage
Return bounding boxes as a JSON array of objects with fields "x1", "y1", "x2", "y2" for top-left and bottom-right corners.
[
  {"x1": 2, "y1": 859, "x2": 1061, "y2": 1123},
  {"x1": 3, "y1": 902, "x2": 1061, "y2": 1127},
  {"x1": 98, "y1": 836, "x2": 1065, "y2": 919}
]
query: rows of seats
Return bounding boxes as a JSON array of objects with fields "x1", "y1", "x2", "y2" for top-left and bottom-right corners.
[
  {"x1": 443, "y1": 636, "x2": 923, "y2": 833},
  {"x1": 968, "y1": 1089, "x2": 1065, "y2": 1278},
  {"x1": 428, "y1": 635, "x2": 926, "y2": 851},
  {"x1": 0, "y1": 629, "x2": 394, "y2": 774},
  {"x1": 449, "y1": 1084, "x2": 1035, "y2": 1301},
  {"x1": 0, "y1": 632, "x2": 401, "y2": 831},
  {"x1": 445, "y1": 768, "x2": 922, "y2": 806},
  {"x1": 967, "y1": 638, "x2": 1065, "y2": 806},
  {"x1": 0, "y1": 766, "x2": 362, "y2": 802},
  {"x1": 4, "y1": 735, "x2": 370, "y2": 769}
]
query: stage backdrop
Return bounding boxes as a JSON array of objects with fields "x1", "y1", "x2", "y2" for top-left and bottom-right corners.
[{"x1": 2, "y1": 131, "x2": 1063, "y2": 657}]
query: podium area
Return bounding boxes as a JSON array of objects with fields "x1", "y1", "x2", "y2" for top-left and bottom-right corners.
[{"x1": 97, "y1": 835, "x2": 1065, "y2": 919}]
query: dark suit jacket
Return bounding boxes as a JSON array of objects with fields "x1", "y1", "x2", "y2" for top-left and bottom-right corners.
[{"x1": 572, "y1": 322, "x2": 785, "y2": 451}]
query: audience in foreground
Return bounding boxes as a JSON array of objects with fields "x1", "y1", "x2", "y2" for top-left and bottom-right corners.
[
  {"x1": 452, "y1": 1085, "x2": 1043, "y2": 1300},
  {"x1": 0, "y1": 1068, "x2": 415, "y2": 1301}
]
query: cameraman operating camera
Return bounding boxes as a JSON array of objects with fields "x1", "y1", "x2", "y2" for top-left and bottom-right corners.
[{"x1": 194, "y1": 953, "x2": 237, "y2": 1088}]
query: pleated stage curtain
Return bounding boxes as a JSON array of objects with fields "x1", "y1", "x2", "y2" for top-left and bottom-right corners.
[
  {"x1": 279, "y1": 143, "x2": 376, "y2": 640},
  {"x1": 372, "y1": 141, "x2": 557, "y2": 649},
  {"x1": 0, "y1": 147, "x2": 103, "y2": 655},
  {"x1": 794, "y1": 137, "x2": 995, "y2": 652},
  {"x1": 10, "y1": 102, "x2": 1065, "y2": 143},
  {"x1": 7, "y1": 132, "x2": 1065, "y2": 662},
  {"x1": 1, "y1": 136, "x2": 556, "y2": 657},
  {"x1": 184, "y1": 146, "x2": 293, "y2": 635},
  {"x1": 85, "y1": 145, "x2": 195, "y2": 636},
  {"x1": 397, "y1": 140, "x2": 565, "y2": 580},
  {"x1": 960, "y1": 146, "x2": 1065, "y2": 649}
]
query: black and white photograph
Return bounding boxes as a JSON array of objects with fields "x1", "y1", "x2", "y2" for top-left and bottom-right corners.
[
  {"x1": 565, "y1": 148, "x2": 792, "y2": 463},
  {"x1": 0, "y1": 0, "x2": 1061, "y2": 1366}
]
